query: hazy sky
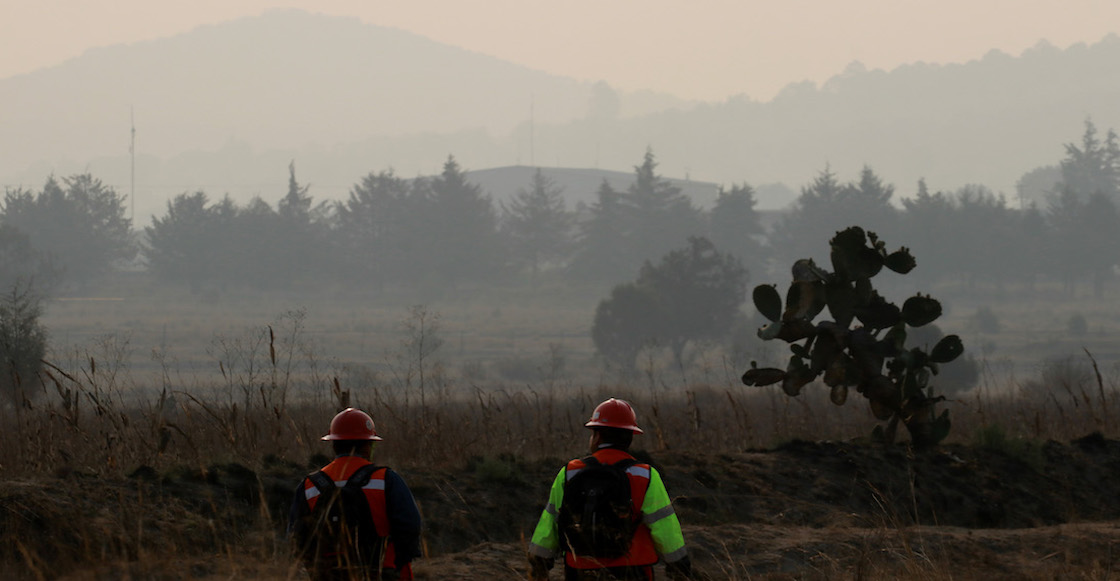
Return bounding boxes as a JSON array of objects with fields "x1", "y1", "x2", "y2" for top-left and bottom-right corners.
[{"x1": 4, "y1": 1, "x2": 1119, "y2": 101}]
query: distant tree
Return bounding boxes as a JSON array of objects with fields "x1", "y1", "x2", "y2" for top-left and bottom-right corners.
[
  {"x1": 841, "y1": 166, "x2": 897, "y2": 233},
  {"x1": 207, "y1": 195, "x2": 241, "y2": 280},
  {"x1": 416, "y1": 156, "x2": 503, "y2": 287},
  {"x1": 1079, "y1": 192, "x2": 1120, "y2": 297},
  {"x1": 1013, "y1": 201, "x2": 1050, "y2": 290},
  {"x1": 590, "y1": 282, "x2": 661, "y2": 370},
  {"x1": 1056, "y1": 119, "x2": 1120, "y2": 202},
  {"x1": 276, "y1": 162, "x2": 331, "y2": 283},
  {"x1": 1, "y1": 174, "x2": 134, "y2": 284},
  {"x1": 1045, "y1": 188, "x2": 1088, "y2": 294},
  {"x1": 772, "y1": 166, "x2": 897, "y2": 273},
  {"x1": 0, "y1": 281, "x2": 46, "y2": 407},
  {"x1": 592, "y1": 236, "x2": 748, "y2": 370},
  {"x1": 500, "y1": 169, "x2": 574, "y2": 282},
  {"x1": 707, "y1": 182, "x2": 769, "y2": 281},
  {"x1": 768, "y1": 166, "x2": 847, "y2": 269},
  {"x1": 145, "y1": 191, "x2": 234, "y2": 287},
  {"x1": 621, "y1": 149, "x2": 704, "y2": 267},
  {"x1": 334, "y1": 170, "x2": 413, "y2": 287},
  {"x1": 906, "y1": 180, "x2": 1030, "y2": 289},
  {"x1": 952, "y1": 185, "x2": 1017, "y2": 288},
  {"x1": 569, "y1": 180, "x2": 629, "y2": 283},
  {"x1": 0, "y1": 224, "x2": 59, "y2": 291},
  {"x1": 1015, "y1": 165, "x2": 1061, "y2": 208},
  {"x1": 230, "y1": 196, "x2": 287, "y2": 288},
  {"x1": 1046, "y1": 190, "x2": 1120, "y2": 296},
  {"x1": 278, "y1": 161, "x2": 313, "y2": 225},
  {"x1": 900, "y1": 179, "x2": 955, "y2": 286}
]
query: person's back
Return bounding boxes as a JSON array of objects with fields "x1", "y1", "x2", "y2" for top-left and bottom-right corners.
[
  {"x1": 295, "y1": 457, "x2": 386, "y2": 580},
  {"x1": 558, "y1": 454, "x2": 640, "y2": 559},
  {"x1": 528, "y1": 398, "x2": 692, "y2": 581},
  {"x1": 289, "y1": 408, "x2": 422, "y2": 581}
]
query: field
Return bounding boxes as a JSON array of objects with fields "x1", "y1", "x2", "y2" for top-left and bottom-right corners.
[{"x1": 4, "y1": 274, "x2": 1120, "y2": 579}]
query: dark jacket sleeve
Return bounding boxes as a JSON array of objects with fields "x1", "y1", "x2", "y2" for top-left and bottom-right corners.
[
  {"x1": 288, "y1": 478, "x2": 311, "y2": 551},
  {"x1": 384, "y1": 468, "x2": 423, "y2": 568}
]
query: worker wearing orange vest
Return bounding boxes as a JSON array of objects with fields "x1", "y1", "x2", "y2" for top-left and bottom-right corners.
[
  {"x1": 529, "y1": 398, "x2": 692, "y2": 580},
  {"x1": 289, "y1": 408, "x2": 422, "y2": 581}
]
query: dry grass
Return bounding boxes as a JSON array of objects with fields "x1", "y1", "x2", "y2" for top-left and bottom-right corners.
[
  {"x1": 5, "y1": 275, "x2": 1120, "y2": 578},
  {"x1": 15, "y1": 275, "x2": 1120, "y2": 475}
]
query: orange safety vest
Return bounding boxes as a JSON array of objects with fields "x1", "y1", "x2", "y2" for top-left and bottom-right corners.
[
  {"x1": 563, "y1": 448, "x2": 658, "y2": 569},
  {"x1": 303, "y1": 457, "x2": 410, "y2": 578}
]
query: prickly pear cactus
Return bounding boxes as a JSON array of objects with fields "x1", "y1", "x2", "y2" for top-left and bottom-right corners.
[{"x1": 742, "y1": 226, "x2": 963, "y2": 448}]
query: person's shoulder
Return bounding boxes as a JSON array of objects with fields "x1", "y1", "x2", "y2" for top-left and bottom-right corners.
[{"x1": 380, "y1": 466, "x2": 411, "y2": 485}]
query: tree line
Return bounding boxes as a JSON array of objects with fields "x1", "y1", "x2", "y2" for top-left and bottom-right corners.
[
  {"x1": 4, "y1": 124, "x2": 1117, "y2": 299},
  {"x1": 140, "y1": 152, "x2": 756, "y2": 293},
  {"x1": 0, "y1": 121, "x2": 1117, "y2": 395}
]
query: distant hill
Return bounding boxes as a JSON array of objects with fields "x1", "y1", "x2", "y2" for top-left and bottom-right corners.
[
  {"x1": 567, "y1": 38, "x2": 1120, "y2": 200},
  {"x1": 2, "y1": 9, "x2": 1119, "y2": 225},
  {"x1": 0, "y1": 9, "x2": 688, "y2": 210},
  {"x1": 467, "y1": 165, "x2": 795, "y2": 212}
]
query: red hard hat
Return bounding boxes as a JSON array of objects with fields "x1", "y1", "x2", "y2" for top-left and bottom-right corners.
[
  {"x1": 321, "y1": 408, "x2": 383, "y2": 441},
  {"x1": 584, "y1": 398, "x2": 644, "y2": 434}
]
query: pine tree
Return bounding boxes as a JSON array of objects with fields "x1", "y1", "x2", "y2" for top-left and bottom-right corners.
[{"x1": 501, "y1": 169, "x2": 573, "y2": 283}]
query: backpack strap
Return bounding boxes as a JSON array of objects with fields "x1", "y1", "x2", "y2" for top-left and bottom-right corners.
[
  {"x1": 613, "y1": 458, "x2": 638, "y2": 471},
  {"x1": 307, "y1": 470, "x2": 334, "y2": 494},
  {"x1": 344, "y1": 463, "x2": 381, "y2": 489}
]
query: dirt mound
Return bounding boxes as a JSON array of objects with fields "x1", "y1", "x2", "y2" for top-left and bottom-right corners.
[
  {"x1": 657, "y1": 433, "x2": 1120, "y2": 531},
  {"x1": 6, "y1": 434, "x2": 1120, "y2": 579}
]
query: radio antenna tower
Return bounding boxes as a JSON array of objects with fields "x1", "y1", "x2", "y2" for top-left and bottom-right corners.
[
  {"x1": 129, "y1": 106, "x2": 136, "y2": 224},
  {"x1": 530, "y1": 94, "x2": 537, "y2": 167}
]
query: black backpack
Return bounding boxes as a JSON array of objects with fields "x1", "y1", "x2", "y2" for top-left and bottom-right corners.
[
  {"x1": 557, "y1": 456, "x2": 639, "y2": 559},
  {"x1": 298, "y1": 464, "x2": 385, "y2": 576}
]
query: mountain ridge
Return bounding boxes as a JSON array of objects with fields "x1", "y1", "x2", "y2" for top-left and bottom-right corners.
[
  {"x1": 2, "y1": 10, "x2": 1119, "y2": 224},
  {"x1": 0, "y1": 9, "x2": 689, "y2": 172}
]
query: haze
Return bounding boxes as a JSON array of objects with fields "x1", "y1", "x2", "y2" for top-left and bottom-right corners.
[
  {"x1": 0, "y1": 0, "x2": 1116, "y2": 409},
  {"x1": 2, "y1": 2, "x2": 1120, "y2": 225},
  {"x1": 4, "y1": 0, "x2": 1120, "y2": 102}
]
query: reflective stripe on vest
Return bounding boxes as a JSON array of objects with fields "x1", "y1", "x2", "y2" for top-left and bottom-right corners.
[{"x1": 566, "y1": 464, "x2": 650, "y2": 481}]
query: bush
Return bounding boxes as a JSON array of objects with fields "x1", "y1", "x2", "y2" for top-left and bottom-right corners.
[
  {"x1": 468, "y1": 454, "x2": 524, "y2": 485},
  {"x1": 592, "y1": 237, "x2": 748, "y2": 371},
  {"x1": 0, "y1": 282, "x2": 47, "y2": 406},
  {"x1": 971, "y1": 424, "x2": 1044, "y2": 470}
]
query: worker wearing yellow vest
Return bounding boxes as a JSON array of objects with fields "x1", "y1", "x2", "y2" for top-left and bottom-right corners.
[
  {"x1": 528, "y1": 398, "x2": 692, "y2": 580},
  {"x1": 289, "y1": 408, "x2": 423, "y2": 581}
]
